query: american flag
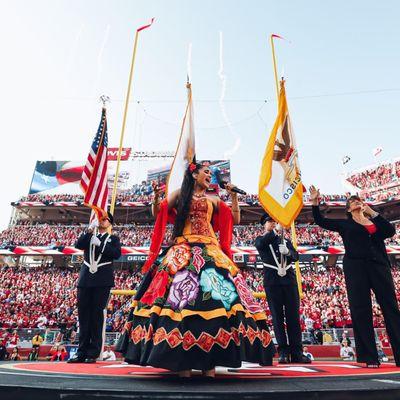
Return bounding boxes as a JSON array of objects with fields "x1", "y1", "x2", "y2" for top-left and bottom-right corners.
[{"x1": 80, "y1": 107, "x2": 109, "y2": 218}]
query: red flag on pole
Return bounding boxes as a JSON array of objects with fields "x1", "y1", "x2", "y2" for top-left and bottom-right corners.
[{"x1": 137, "y1": 17, "x2": 155, "y2": 32}]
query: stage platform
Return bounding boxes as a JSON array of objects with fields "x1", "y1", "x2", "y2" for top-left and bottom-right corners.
[{"x1": 1, "y1": 360, "x2": 400, "y2": 400}]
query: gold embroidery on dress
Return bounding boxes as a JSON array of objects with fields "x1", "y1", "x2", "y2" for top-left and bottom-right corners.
[{"x1": 182, "y1": 198, "x2": 217, "y2": 239}]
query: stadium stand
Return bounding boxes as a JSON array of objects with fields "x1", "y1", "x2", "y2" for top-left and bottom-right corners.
[
  {"x1": 1, "y1": 265, "x2": 399, "y2": 349},
  {"x1": 1, "y1": 222, "x2": 400, "y2": 248},
  {"x1": 1, "y1": 158, "x2": 400, "y2": 354}
]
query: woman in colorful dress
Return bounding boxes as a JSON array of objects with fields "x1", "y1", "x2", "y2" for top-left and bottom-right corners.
[{"x1": 117, "y1": 162, "x2": 275, "y2": 377}]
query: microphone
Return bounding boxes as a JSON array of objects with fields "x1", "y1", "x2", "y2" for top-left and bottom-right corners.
[{"x1": 214, "y1": 169, "x2": 247, "y2": 195}]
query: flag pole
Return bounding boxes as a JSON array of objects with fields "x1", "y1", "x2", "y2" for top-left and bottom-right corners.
[
  {"x1": 110, "y1": 30, "x2": 139, "y2": 215},
  {"x1": 110, "y1": 18, "x2": 154, "y2": 215},
  {"x1": 270, "y1": 33, "x2": 303, "y2": 297},
  {"x1": 270, "y1": 34, "x2": 280, "y2": 105},
  {"x1": 271, "y1": 34, "x2": 286, "y2": 277},
  {"x1": 291, "y1": 221, "x2": 303, "y2": 297}
]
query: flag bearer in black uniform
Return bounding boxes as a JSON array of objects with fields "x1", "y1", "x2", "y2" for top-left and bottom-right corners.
[
  {"x1": 68, "y1": 212, "x2": 121, "y2": 363},
  {"x1": 310, "y1": 185, "x2": 400, "y2": 368},
  {"x1": 255, "y1": 213, "x2": 311, "y2": 364}
]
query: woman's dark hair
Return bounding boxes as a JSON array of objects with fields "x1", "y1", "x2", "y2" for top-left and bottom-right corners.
[
  {"x1": 345, "y1": 195, "x2": 361, "y2": 219},
  {"x1": 172, "y1": 162, "x2": 202, "y2": 239}
]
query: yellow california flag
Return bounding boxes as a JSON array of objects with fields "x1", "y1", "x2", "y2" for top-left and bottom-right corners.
[{"x1": 258, "y1": 80, "x2": 303, "y2": 228}]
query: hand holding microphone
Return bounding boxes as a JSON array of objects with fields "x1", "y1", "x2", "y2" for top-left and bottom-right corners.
[
  {"x1": 225, "y1": 183, "x2": 239, "y2": 197},
  {"x1": 214, "y1": 169, "x2": 247, "y2": 195},
  {"x1": 362, "y1": 203, "x2": 379, "y2": 218}
]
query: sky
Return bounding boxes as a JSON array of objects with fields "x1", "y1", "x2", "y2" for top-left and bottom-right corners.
[{"x1": 0, "y1": 0, "x2": 399, "y2": 229}]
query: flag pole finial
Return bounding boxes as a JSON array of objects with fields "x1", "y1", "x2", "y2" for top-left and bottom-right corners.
[{"x1": 99, "y1": 95, "x2": 110, "y2": 108}]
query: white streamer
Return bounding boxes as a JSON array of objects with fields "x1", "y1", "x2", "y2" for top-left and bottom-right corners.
[
  {"x1": 65, "y1": 23, "x2": 85, "y2": 79},
  {"x1": 93, "y1": 24, "x2": 111, "y2": 95},
  {"x1": 219, "y1": 31, "x2": 241, "y2": 159}
]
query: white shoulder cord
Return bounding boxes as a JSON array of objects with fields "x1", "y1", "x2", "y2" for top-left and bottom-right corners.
[
  {"x1": 89, "y1": 231, "x2": 111, "y2": 274},
  {"x1": 269, "y1": 242, "x2": 287, "y2": 277}
]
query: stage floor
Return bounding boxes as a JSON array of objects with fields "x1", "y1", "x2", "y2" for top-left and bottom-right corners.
[{"x1": 1, "y1": 360, "x2": 400, "y2": 399}]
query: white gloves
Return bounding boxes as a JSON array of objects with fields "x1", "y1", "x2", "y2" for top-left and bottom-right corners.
[
  {"x1": 279, "y1": 244, "x2": 289, "y2": 255},
  {"x1": 90, "y1": 235, "x2": 101, "y2": 247},
  {"x1": 89, "y1": 219, "x2": 99, "y2": 231}
]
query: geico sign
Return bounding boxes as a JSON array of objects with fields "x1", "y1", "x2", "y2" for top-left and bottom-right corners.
[
  {"x1": 126, "y1": 255, "x2": 148, "y2": 262},
  {"x1": 107, "y1": 148, "x2": 131, "y2": 161}
]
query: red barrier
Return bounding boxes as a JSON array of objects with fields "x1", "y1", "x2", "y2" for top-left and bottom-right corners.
[{"x1": 6, "y1": 344, "x2": 393, "y2": 360}]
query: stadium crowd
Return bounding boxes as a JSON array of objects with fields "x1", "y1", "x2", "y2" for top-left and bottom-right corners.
[
  {"x1": 2, "y1": 160, "x2": 400, "y2": 350},
  {"x1": 0, "y1": 223, "x2": 84, "y2": 247},
  {"x1": 13, "y1": 159, "x2": 400, "y2": 209},
  {"x1": 2, "y1": 221, "x2": 400, "y2": 249},
  {"x1": 346, "y1": 159, "x2": 400, "y2": 191},
  {"x1": 13, "y1": 188, "x2": 400, "y2": 210},
  {"x1": 14, "y1": 192, "x2": 154, "y2": 206},
  {"x1": 15, "y1": 192, "x2": 351, "y2": 206},
  {"x1": 15, "y1": 194, "x2": 83, "y2": 204},
  {"x1": 0, "y1": 266, "x2": 141, "y2": 335},
  {"x1": 233, "y1": 224, "x2": 344, "y2": 246},
  {"x1": 364, "y1": 186, "x2": 400, "y2": 202},
  {"x1": 1, "y1": 264, "x2": 399, "y2": 341}
]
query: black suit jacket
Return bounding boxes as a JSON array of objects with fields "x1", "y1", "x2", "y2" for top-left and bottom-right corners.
[
  {"x1": 76, "y1": 232, "x2": 122, "y2": 288},
  {"x1": 255, "y1": 231, "x2": 299, "y2": 286},
  {"x1": 312, "y1": 205, "x2": 395, "y2": 265}
]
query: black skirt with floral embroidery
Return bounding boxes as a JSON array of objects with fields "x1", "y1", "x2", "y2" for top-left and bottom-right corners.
[{"x1": 116, "y1": 242, "x2": 275, "y2": 371}]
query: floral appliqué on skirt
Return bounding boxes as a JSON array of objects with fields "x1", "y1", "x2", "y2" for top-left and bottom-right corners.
[{"x1": 116, "y1": 242, "x2": 275, "y2": 371}]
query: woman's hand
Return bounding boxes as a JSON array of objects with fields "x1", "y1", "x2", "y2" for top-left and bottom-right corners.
[
  {"x1": 309, "y1": 185, "x2": 320, "y2": 205},
  {"x1": 226, "y1": 183, "x2": 240, "y2": 224},
  {"x1": 225, "y1": 183, "x2": 238, "y2": 198},
  {"x1": 152, "y1": 182, "x2": 163, "y2": 202},
  {"x1": 151, "y1": 182, "x2": 165, "y2": 218},
  {"x1": 362, "y1": 203, "x2": 378, "y2": 218}
]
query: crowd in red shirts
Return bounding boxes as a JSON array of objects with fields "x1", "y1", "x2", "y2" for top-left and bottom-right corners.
[
  {"x1": 232, "y1": 224, "x2": 345, "y2": 246},
  {"x1": 0, "y1": 267, "x2": 142, "y2": 334},
  {"x1": 1, "y1": 264, "x2": 399, "y2": 340},
  {"x1": 0, "y1": 223, "x2": 84, "y2": 247},
  {"x1": 14, "y1": 192, "x2": 352, "y2": 207},
  {"x1": 14, "y1": 192, "x2": 155, "y2": 206},
  {"x1": 2, "y1": 222, "x2": 400, "y2": 249},
  {"x1": 15, "y1": 194, "x2": 83, "y2": 204},
  {"x1": 0, "y1": 223, "x2": 168, "y2": 248},
  {"x1": 363, "y1": 186, "x2": 400, "y2": 202},
  {"x1": 241, "y1": 266, "x2": 400, "y2": 332},
  {"x1": 346, "y1": 160, "x2": 400, "y2": 191}
]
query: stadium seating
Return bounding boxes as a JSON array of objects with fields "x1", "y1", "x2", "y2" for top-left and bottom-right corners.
[
  {"x1": 1, "y1": 265, "x2": 399, "y2": 340},
  {"x1": 2, "y1": 222, "x2": 400, "y2": 248}
]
